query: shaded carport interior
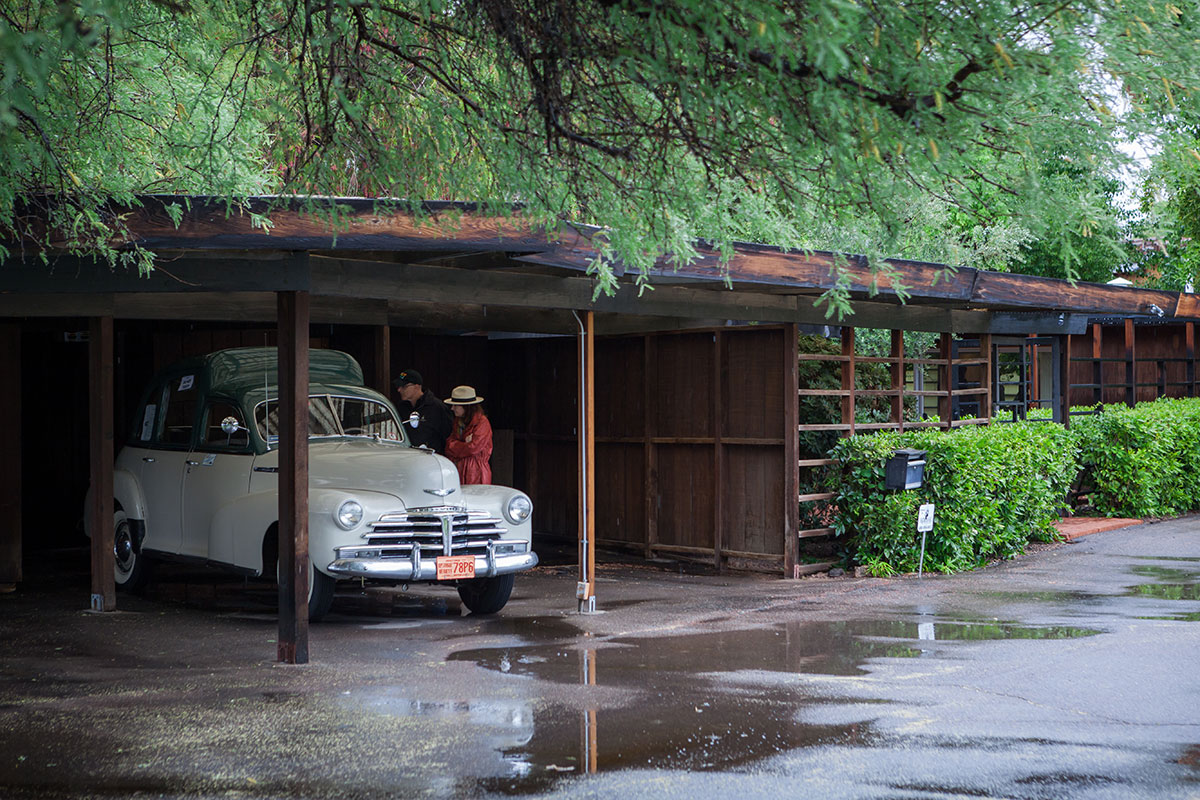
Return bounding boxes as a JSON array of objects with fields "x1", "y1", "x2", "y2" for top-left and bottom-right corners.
[{"x1": 4, "y1": 196, "x2": 1198, "y2": 661}]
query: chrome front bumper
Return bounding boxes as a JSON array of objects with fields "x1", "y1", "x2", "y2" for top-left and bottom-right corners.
[{"x1": 326, "y1": 540, "x2": 538, "y2": 581}]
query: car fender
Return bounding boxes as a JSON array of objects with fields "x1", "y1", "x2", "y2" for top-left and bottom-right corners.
[
  {"x1": 114, "y1": 467, "x2": 147, "y2": 523},
  {"x1": 459, "y1": 484, "x2": 533, "y2": 543},
  {"x1": 306, "y1": 488, "x2": 404, "y2": 578},
  {"x1": 82, "y1": 467, "x2": 145, "y2": 539},
  {"x1": 217, "y1": 489, "x2": 282, "y2": 574},
  {"x1": 219, "y1": 487, "x2": 404, "y2": 577}
]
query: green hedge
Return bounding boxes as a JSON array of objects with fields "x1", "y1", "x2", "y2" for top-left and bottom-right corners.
[
  {"x1": 827, "y1": 422, "x2": 1079, "y2": 575},
  {"x1": 1071, "y1": 397, "x2": 1200, "y2": 518}
]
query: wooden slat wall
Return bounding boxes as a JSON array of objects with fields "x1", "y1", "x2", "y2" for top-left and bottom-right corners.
[
  {"x1": 652, "y1": 333, "x2": 715, "y2": 550},
  {"x1": 1067, "y1": 322, "x2": 1200, "y2": 408},
  {"x1": 596, "y1": 337, "x2": 646, "y2": 545},
  {"x1": 509, "y1": 325, "x2": 791, "y2": 571},
  {"x1": 722, "y1": 329, "x2": 785, "y2": 557}
]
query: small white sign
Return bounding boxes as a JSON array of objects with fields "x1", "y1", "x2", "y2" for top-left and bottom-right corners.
[
  {"x1": 140, "y1": 404, "x2": 156, "y2": 441},
  {"x1": 179, "y1": 374, "x2": 195, "y2": 391},
  {"x1": 917, "y1": 503, "x2": 936, "y2": 533}
]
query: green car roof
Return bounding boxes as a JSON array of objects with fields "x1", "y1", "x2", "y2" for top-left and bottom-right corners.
[{"x1": 140, "y1": 348, "x2": 397, "y2": 453}]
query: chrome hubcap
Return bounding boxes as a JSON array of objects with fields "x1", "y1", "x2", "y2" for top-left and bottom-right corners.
[{"x1": 113, "y1": 525, "x2": 134, "y2": 574}]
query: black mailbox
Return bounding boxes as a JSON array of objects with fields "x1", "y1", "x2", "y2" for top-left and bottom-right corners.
[{"x1": 885, "y1": 448, "x2": 927, "y2": 490}]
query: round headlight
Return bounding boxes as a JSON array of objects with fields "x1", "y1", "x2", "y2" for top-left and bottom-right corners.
[
  {"x1": 505, "y1": 494, "x2": 532, "y2": 524},
  {"x1": 335, "y1": 500, "x2": 364, "y2": 530}
]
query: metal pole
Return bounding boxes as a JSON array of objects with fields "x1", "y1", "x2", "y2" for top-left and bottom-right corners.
[
  {"x1": 918, "y1": 529, "x2": 927, "y2": 579},
  {"x1": 573, "y1": 311, "x2": 596, "y2": 613}
]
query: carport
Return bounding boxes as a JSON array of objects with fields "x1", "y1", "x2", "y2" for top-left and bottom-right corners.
[{"x1": 2, "y1": 196, "x2": 1196, "y2": 663}]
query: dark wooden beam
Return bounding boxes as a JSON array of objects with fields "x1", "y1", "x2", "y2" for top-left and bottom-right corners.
[
  {"x1": 277, "y1": 289, "x2": 310, "y2": 664},
  {"x1": 0, "y1": 324, "x2": 20, "y2": 590},
  {"x1": 972, "y1": 271, "x2": 1183, "y2": 318},
  {"x1": 518, "y1": 243, "x2": 978, "y2": 302},
  {"x1": 0, "y1": 254, "x2": 309, "y2": 294},
  {"x1": 783, "y1": 323, "x2": 799, "y2": 579},
  {"x1": 313, "y1": 255, "x2": 988, "y2": 331},
  {"x1": 88, "y1": 316, "x2": 115, "y2": 612},
  {"x1": 0, "y1": 293, "x2": 386, "y2": 323},
  {"x1": 1059, "y1": 334, "x2": 1072, "y2": 427},
  {"x1": 373, "y1": 324, "x2": 391, "y2": 397},
  {"x1": 20, "y1": 196, "x2": 563, "y2": 254},
  {"x1": 522, "y1": 240, "x2": 1200, "y2": 319},
  {"x1": 1125, "y1": 318, "x2": 1136, "y2": 407},
  {"x1": 713, "y1": 329, "x2": 724, "y2": 574}
]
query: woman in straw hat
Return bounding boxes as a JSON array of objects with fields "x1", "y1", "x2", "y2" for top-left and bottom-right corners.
[{"x1": 444, "y1": 385, "x2": 493, "y2": 485}]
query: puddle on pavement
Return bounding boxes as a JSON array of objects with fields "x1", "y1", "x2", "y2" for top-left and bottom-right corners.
[
  {"x1": 1130, "y1": 555, "x2": 1200, "y2": 563},
  {"x1": 449, "y1": 619, "x2": 1102, "y2": 686},
  {"x1": 967, "y1": 589, "x2": 1108, "y2": 605},
  {"x1": 444, "y1": 616, "x2": 582, "y2": 644},
  {"x1": 1128, "y1": 565, "x2": 1200, "y2": 582},
  {"x1": 1125, "y1": 563, "x2": 1200, "y2": 611},
  {"x1": 424, "y1": 619, "x2": 1104, "y2": 793},
  {"x1": 1127, "y1": 583, "x2": 1200, "y2": 601}
]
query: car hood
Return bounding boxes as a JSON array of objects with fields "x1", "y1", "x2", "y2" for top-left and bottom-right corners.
[{"x1": 259, "y1": 438, "x2": 462, "y2": 508}]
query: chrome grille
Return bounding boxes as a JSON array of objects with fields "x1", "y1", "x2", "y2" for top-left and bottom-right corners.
[{"x1": 362, "y1": 509, "x2": 506, "y2": 558}]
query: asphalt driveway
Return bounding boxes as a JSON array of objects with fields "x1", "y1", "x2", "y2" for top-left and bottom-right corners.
[{"x1": 2, "y1": 518, "x2": 1199, "y2": 799}]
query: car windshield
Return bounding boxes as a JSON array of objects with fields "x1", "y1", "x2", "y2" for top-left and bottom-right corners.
[{"x1": 254, "y1": 395, "x2": 404, "y2": 446}]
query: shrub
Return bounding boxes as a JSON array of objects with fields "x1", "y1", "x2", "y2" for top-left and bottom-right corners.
[
  {"x1": 827, "y1": 422, "x2": 1079, "y2": 574},
  {"x1": 1072, "y1": 398, "x2": 1200, "y2": 518}
]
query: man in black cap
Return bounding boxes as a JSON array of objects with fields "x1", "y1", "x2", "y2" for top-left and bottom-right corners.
[{"x1": 393, "y1": 368, "x2": 453, "y2": 453}]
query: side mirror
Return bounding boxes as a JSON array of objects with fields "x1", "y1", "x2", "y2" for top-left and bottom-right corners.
[
  {"x1": 406, "y1": 412, "x2": 420, "y2": 429},
  {"x1": 220, "y1": 416, "x2": 244, "y2": 435}
]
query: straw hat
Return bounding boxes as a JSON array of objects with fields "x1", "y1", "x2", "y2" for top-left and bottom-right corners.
[{"x1": 446, "y1": 385, "x2": 484, "y2": 405}]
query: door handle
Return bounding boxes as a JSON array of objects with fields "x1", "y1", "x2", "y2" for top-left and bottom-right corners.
[
  {"x1": 142, "y1": 457, "x2": 156, "y2": 463},
  {"x1": 185, "y1": 460, "x2": 200, "y2": 466}
]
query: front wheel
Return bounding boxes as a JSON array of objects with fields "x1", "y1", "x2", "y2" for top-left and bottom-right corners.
[
  {"x1": 113, "y1": 510, "x2": 151, "y2": 593},
  {"x1": 457, "y1": 574, "x2": 515, "y2": 615},
  {"x1": 277, "y1": 557, "x2": 336, "y2": 622}
]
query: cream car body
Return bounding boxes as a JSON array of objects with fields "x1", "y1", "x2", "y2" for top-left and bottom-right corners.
[{"x1": 86, "y1": 348, "x2": 536, "y2": 618}]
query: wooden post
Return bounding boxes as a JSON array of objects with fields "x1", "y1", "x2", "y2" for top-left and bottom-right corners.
[
  {"x1": 938, "y1": 333, "x2": 953, "y2": 427},
  {"x1": 644, "y1": 334, "x2": 657, "y2": 559},
  {"x1": 1028, "y1": 335, "x2": 1040, "y2": 407},
  {"x1": 783, "y1": 323, "x2": 799, "y2": 579},
  {"x1": 1092, "y1": 323, "x2": 1103, "y2": 405},
  {"x1": 523, "y1": 342, "x2": 538, "y2": 524},
  {"x1": 577, "y1": 311, "x2": 596, "y2": 611},
  {"x1": 1059, "y1": 334, "x2": 1072, "y2": 427},
  {"x1": 1125, "y1": 318, "x2": 1136, "y2": 407},
  {"x1": 373, "y1": 324, "x2": 391, "y2": 397},
  {"x1": 840, "y1": 327, "x2": 856, "y2": 436},
  {"x1": 277, "y1": 290, "x2": 310, "y2": 664},
  {"x1": 88, "y1": 317, "x2": 115, "y2": 611},
  {"x1": 713, "y1": 330, "x2": 724, "y2": 573},
  {"x1": 889, "y1": 330, "x2": 904, "y2": 431},
  {"x1": 980, "y1": 333, "x2": 993, "y2": 424},
  {"x1": 1187, "y1": 323, "x2": 1196, "y2": 398},
  {"x1": 0, "y1": 324, "x2": 20, "y2": 591}
]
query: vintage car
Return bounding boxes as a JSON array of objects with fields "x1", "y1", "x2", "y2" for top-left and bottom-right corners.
[{"x1": 85, "y1": 347, "x2": 537, "y2": 619}]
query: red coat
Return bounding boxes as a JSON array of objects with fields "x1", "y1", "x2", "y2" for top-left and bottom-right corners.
[{"x1": 445, "y1": 412, "x2": 493, "y2": 485}]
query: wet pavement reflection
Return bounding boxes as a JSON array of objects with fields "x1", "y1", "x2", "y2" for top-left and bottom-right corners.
[{"x1": 431, "y1": 618, "x2": 1104, "y2": 793}]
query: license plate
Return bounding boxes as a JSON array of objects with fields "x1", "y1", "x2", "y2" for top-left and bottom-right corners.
[{"x1": 436, "y1": 555, "x2": 475, "y2": 580}]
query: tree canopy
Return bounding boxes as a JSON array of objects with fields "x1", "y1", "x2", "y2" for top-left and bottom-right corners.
[{"x1": 3, "y1": 0, "x2": 1200, "y2": 312}]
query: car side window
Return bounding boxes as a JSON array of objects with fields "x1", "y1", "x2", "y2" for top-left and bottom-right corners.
[
  {"x1": 199, "y1": 400, "x2": 251, "y2": 452},
  {"x1": 159, "y1": 376, "x2": 198, "y2": 448}
]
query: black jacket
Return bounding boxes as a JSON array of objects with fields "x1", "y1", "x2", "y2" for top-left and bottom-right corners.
[{"x1": 397, "y1": 390, "x2": 452, "y2": 453}]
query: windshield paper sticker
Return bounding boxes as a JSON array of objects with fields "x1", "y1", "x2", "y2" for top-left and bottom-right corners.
[
  {"x1": 179, "y1": 375, "x2": 195, "y2": 391},
  {"x1": 140, "y1": 404, "x2": 156, "y2": 441}
]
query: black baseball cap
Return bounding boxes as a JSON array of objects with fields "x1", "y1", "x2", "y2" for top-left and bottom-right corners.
[{"x1": 392, "y1": 368, "x2": 423, "y2": 389}]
